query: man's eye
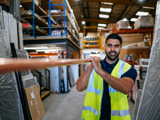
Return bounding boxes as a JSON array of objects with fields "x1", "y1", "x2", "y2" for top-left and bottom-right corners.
[
  {"x1": 108, "y1": 44, "x2": 112, "y2": 47},
  {"x1": 115, "y1": 45, "x2": 119, "y2": 48}
]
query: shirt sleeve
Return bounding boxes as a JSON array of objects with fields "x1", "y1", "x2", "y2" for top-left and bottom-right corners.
[{"x1": 121, "y1": 67, "x2": 137, "y2": 82}]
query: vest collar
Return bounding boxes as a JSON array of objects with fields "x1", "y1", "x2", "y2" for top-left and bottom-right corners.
[{"x1": 103, "y1": 57, "x2": 120, "y2": 68}]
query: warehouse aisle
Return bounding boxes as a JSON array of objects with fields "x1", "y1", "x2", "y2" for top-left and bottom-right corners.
[
  {"x1": 42, "y1": 86, "x2": 86, "y2": 120},
  {"x1": 42, "y1": 86, "x2": 134, "y2": 120}
]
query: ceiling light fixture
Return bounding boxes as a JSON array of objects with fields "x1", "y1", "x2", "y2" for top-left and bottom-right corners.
[
  {"x1": 97, "y1": 27, "x2": 105, "y2": 30},
  {"x1": 99, "y1": 14, "x2": 109, "y2": 18},
  {"x1": 36, "y1": 49, "x2": 57, "y2": 52},
  {"x1": 136, "y1": 11, "x2": 149, "y2": 16},
  {"x1": 98, "y1": 23, "x2": 106, "y2": 27},
  {"x1": 100, "y1": 8, "x2": 112, "y2": 13},
  {"x1": 101, "y1": 2, "x2": 113, "y2": 5},
  {"x1": 24, "y1": 47, "x2": 48, "y2": 50},
  {"x1": 82, "y1": 21, "x2": 86, "y2": 25},
  {"x1": 123, "y1": 18, "x2": 128, "y2": 21},
  {"x1": 130, "y1": 18, "x2": 138, "y2": 22},
  {"x1": 143, "y1": 6, "x2": 155, "y2": 9}
]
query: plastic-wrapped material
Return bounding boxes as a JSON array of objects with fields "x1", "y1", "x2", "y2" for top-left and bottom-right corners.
[
  {"x1": 132, "y1": 89, "x2": 142, "y2": 120},
  {"x1": 18, "y1": 22, "x2": 24, "y2": 50},
  {"x1": 0, "y1": 30, "x2": 10, "y2": 57},
  {"x1": 3, "y1": 10, "x2": 10, "y2": 55},
  {"x1": 9, "y1": 14, "x2": 18, "y2": 49},
  {"x1": 0, "y1": 6, "x2": 4, "y2": 29},
  {"x1": 0, "y1": 72, "x2": 24, "y2": 120},
  {"x1": 134, "y1": 15, "x2": 154, "y2": 29},
  {"x1": 16, "y1": 49, "x2": 29, "y2": 59},
  {"x1": 16, "y1": 49, "x2": 31, "y2": 76},
  {"x1": 0, "y1": 33, "x2": 6, "y2": 57},
  {"x1": 22, "y1": 74, "x2": 38, "y2": 89},
  {"x1": 136, "y1": 1, "x2": 160, "y2": 120},
  {"x1": 117, "y1": 20, "x2": 131, "y2": 30},
  {"x1": 68, "y1": 66, "x2": 75, "y2": 87}
]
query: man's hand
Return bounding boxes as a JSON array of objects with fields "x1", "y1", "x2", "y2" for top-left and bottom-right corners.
[{"x1": 88, "y1": 56, "x2": 103, "y2": 75}]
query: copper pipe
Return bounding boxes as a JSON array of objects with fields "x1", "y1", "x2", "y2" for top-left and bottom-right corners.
[{"x1": 0, "y1": 58, "x2": 91, "y2": 73}]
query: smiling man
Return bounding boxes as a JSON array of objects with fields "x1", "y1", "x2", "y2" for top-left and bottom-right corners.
[{"x1": 76, "y1": 33, "x2": 137, "y2": 120}]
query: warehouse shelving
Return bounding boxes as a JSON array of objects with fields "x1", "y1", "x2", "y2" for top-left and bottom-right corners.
[
  {"x1": 102, "y1": 28, "x2": 154, "y2": 47},
  {"x1": 0, "y1": 2, "x2": 9, "y2": 12},
  {"x1": 83, "y1": 26, "x2": 101, "y2": 49},
  {"x1": 23, "y1": 27, "x2": 48, "y2": 36},
  {"x1": 20, "y1": 0, "x2": 80, "y2": 46},
  {"x1": 84, "y1": 45, "x2": 100, "y2": 48},
  {"x1": 48, "y1": 0, "x2": 80, "y2": 45}
]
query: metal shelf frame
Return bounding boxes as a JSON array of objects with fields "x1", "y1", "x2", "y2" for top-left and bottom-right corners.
[
  {"x1": 20, "y1": 0, "x2": 36, "y2": 37},
  {"x1": 48, "y1": 0, "x2": 79, "y2": 45},
  {"x1": 48, "y1": 0, "x2": 66, "y2": 36}
]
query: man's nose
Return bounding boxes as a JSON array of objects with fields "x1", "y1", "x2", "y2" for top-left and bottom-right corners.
[{"x1": 111, "y1": 46, "x2": 115, "y2": 51}]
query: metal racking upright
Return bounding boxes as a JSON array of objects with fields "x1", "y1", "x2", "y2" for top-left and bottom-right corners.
[
  {"x1": 48, "y1": 0, "x2": 80, "y2": 45},
  {"x1": 48, "y1": 0, "x2": 67, "y2": 37}
]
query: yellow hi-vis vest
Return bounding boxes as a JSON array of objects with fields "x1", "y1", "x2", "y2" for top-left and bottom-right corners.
[{"x1": 81, "y1": 59, "x2": 132, "y2": 120}]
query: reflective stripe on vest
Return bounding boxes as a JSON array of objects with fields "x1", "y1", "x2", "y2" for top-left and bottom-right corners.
[
  {"x1": 111, "y1": 109, "x2": 130, "y2": 116},
  {"x1": 109, "y1": 60, "x2": 126, "y2": 93},
  {"x1": 118, "y1": 60, "x2": 125, "y2": 78},
  {"x1": 86, "y1": 69, "x2": 101, "y2": 95},
  {"x1": 83, "y1": 106, "x2": 98, "y2": 116}
]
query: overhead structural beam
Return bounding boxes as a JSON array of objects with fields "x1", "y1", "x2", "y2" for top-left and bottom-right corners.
[
  {"x1": 87, "y1": 2, "x2": 90, "y2": 18},
  {"x1": 117, "y1": 6, "x2": 128, "y2": 21},
  {"x1": 69, "y1": 0, "x2": 156, "y2": 7},
  {"x1": 77, "y1": 19, "x2": 115, "y2": 24}
]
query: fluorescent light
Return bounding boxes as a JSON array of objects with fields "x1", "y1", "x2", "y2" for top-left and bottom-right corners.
[
  {"x1": 98, "y1": 27, "x2": 105, "y2": 30},
  {"x1": 123, "y1": 18, "x2": 128, "y2": 21},
  {"x1": 24, "y1": 47, "x2": 48, "y2": 50},
  {"x1": 101, "y1": 2, "x2": 113, "y2": 5},
  {"x1": 130, "y1": 18, "x2": 137, "y2": 22},
  {"x1": 136, "y1": 11, "x2": 149, "y2": 16},
  {"x1": 98, "y1": 23, "x2": 106, "y2": 27},
  {"x1": 100, "y1": 8, "x2": 112, "y2": 13},
  {"x1": 143, "y1": 6, "x2": 155, "y2": 9},
  {"x1": 82, "y1": 21, "x2": 86, "y2": 25},
  {"x1": 99, "y1": 14, "x2": 109, "y2": 18},
  {"x1": 36, "y1": 49, "x2": 57, "y2": 53}
]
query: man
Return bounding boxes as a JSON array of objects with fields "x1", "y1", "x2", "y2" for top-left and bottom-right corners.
[{"x1": 76, "y1": 33, "x2": 137, "y2": 120}]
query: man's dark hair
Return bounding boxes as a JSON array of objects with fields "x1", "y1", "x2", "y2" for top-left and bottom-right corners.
[{"x1": 105, "y1": 33, "x2": 122, "y2": 45}]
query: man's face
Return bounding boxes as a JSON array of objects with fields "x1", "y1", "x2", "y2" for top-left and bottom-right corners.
[{"x1": 104, "y1": 39, "x2": 122, "y2": 61}]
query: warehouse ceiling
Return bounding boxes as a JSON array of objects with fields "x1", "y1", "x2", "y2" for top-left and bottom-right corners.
[{"x1": 41, "y1": 0, "x2": 158, "y2": 31}]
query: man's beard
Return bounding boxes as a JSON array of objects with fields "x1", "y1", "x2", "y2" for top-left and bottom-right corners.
[{"x1": 105, "y1": 50, "x2": 120, "y2": 61}]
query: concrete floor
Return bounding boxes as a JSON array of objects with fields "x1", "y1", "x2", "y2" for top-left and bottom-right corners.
[{"x1": 42, "y1": 86, "x2": 135, "y2": 120}]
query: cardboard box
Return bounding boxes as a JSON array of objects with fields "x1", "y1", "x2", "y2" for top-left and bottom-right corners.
[
  {"x1": 119, "y1": 34, "x2": 143, "y2": 43},
  {"x1": 25, "y1": 84, "x2": 45, "y2": 120},
  {"x1": 137, "y1": 42, "x2": 150, "y2": 47},
  {"x1": 106, "y1": 23, "x2": 118, "y2": 30}
]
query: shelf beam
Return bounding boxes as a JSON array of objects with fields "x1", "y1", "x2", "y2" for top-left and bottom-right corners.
[
  {"x1": 78, "y1": 19, "x2": 115, "y2": 24},
  {"x1": 69, "y1": 0, "x2": 156, "y2": 7}
]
